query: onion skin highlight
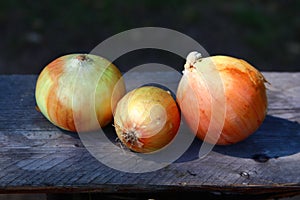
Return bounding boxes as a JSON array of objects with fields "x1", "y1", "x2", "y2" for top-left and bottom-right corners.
[
  {"x1": 35, "y1": 54, "x2": 125, "y2": 132},
  {"x1": 177, "y1": 55, "x2": 268, "y2": 145},
  {"x1": 114, "y1": 86, "x2": 180, "y2": 153}
]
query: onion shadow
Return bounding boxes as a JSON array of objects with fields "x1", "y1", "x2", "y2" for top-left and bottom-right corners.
[{"x1": 176, "y1": 115, "x2": 300, "y2": 163}]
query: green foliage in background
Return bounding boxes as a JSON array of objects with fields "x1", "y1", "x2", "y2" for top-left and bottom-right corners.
[{"x1": 0, "y1": 0, "x2": 299, "y2": 73}]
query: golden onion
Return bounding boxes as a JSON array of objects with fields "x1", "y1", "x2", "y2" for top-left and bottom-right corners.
[
  {"x1": 114, "y1": 86, "x2": 180, "y2": 153},
  {"x1": 35, "y1": 54, "x2": 125, "y2": 132},
  {"x1": 176, "y1": 52, "x2": 268, "y2": 145}
]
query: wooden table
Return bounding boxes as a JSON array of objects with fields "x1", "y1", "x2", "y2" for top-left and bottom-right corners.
[{"x1": 0, "y1": 72, "x2": 299, "y2": 200}]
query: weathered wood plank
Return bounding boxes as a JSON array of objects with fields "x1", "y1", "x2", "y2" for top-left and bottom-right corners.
[{"x1": 0, "y1": 73, "x2": 299, "y2": 199}]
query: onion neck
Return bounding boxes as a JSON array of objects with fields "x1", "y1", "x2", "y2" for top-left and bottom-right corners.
[
  {"x1": 75, "y1": 54, "x2": 93, "y2": 65},
  {"x1": 76, "y1": 54, "x2": 88, "y2": 61},
  {"x1": 184, "y1": 51, "x2": 202, "y2": 72}
]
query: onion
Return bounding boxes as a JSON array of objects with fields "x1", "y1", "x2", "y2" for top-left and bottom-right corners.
[
  {"x1": 114, "y1": 86, "x2": 180, "y2": 153},
  {"x1": 176, "y1": 52, "x2": 268, "y2": 145},
  {"x1": 35, "y1": 54, "x2": 125, "y2": 132}
]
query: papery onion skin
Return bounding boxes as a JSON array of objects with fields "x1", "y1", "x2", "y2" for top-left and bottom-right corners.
[
  {"x1": 35, "y1": 54, "x2": 126, "y2": 132},
  {"x1": 114, "y1": 86, "x2": 180, "y2": 153},
  {"x1": 176, "y1": 55, "x2": 268, "y2": 145}
]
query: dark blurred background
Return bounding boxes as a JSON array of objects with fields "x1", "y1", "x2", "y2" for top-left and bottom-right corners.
[{"x1": 0, "y1": 0, "x2": 299, "y2": 74}]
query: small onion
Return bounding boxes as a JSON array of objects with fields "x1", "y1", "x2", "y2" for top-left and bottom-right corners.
[
  {"x1": 35, "y1": 54, "x2": 125, "y2": 132},
  {"x1": 114, "y1": 86, "x2": 180, "y2": 153},
  {"x1": 176, "y1": 52, "x2": 268, "y2": 145}
]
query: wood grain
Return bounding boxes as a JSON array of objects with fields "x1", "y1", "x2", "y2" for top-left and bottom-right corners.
[{"x1": 0, "y1": 73, "x2": 299, "y2": 199}]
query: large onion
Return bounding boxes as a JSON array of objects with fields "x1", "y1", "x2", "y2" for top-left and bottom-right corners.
[
  {"x1": 35, "y1": 54, "x2": 125, "y2": 132},
  {"x1": 114, "y1": 86, "x2": 180, "y2": 153},
  {"x1": 176, "y1": 52, "x2": 268, "y2": 145}
]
